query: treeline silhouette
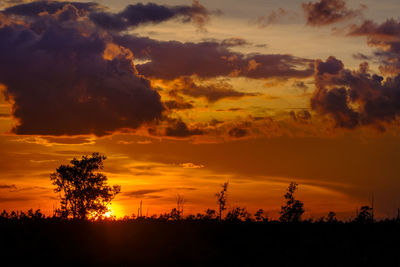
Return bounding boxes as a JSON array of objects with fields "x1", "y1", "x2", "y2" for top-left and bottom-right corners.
[
  {"x1": 1, "y1": 209, "x2": 400, "y2": 266},
  {"x1": 2, "y1": 153, "x2": 400, "y2": 266},
  {"x1": 0, "y1": 205, "x2": 393, "y2": 224},
  {"x1": 0, "y1": 182, "x2": 384, "y2": 224}
]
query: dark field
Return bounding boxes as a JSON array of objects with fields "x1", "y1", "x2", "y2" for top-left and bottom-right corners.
[{"x1": 2, "y1": 220, "x2": 400, "y2": 266}]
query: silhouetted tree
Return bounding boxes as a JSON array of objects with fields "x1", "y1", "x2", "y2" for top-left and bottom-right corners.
[
  {"x1": 50, "y1": 153, "x2": 121, "y2": 220},
  {"x1": 279, "y1": 182, "x2": 304, "y2": 222},
  {"x1": 355, "y1": 205, "x2": 373, "y2": 223},
  {"x1": 215, "y1": 181, "x2": 229, "y2": 221},
  {"x1": 255, "y1": 209, "x2": 268, "y2": 222}
]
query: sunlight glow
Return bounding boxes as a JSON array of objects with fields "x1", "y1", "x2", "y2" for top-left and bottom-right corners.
[{"x1": 89, "y1": 205, "x2": 115, "y2": 221}]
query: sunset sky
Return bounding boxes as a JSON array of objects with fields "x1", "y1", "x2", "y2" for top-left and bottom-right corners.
[{"x1": 1, "y1": 0, "x2": 400, "y2": 219}]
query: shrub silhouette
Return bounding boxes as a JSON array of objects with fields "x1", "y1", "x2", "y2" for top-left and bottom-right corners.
[
  {"x1": 327, "y1": 211, "x2": 338, "y2": 223},
  {"x1": 279, "y1": 182, "x2": 304, "y2": 222},
  {"x1": 255, "y1": 209, "x2": 268, "y2": 222},
  {"x1": 226, "y1": 207, "x2": 251, "y2": 222},
  {"x1": 355, "y1": 205, "x2": 373, "y2": 223},
  {"x1": 50, "y1": 152, "x2": 121, "y2": 220}
]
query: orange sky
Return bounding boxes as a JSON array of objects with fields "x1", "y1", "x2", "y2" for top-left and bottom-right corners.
[{"x1": 1, "y1": 0, "x2": 400, "y2": 220}]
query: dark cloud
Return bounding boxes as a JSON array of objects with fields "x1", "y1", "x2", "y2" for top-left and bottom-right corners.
[
  {"x1": 348, "y1": 19, "x2": 400, "y2": 75},
  {"x1": 255, "y1": 43, "x2": 267, "y2": 48},
  {"x1": 216, "y1": 108, "x2": 244, "y2": 112},
  {"x1": 348, "y1": 19, "x2": 400, "y2": 37},
  {"x1": 0, "y1": 3, "x2": 164, "y2": 136},
  {"x1": 250, "y1": 8, "x2": 296, "y2": 28},
  {"x1": 0, "y1": 184, "x2": 17, "y2": 190},
  {"x1": 311, "y1": 57, "x2": 400, "y2": 130},
  {"x1": 228, "y1": 127, "x2": 248, "y2": 138},
  {"x1": 228, "y1": 108, "x2": 244, "y2": 111},
  {"x1": 0, "y1": 113, "x2": 10, "y2": 118},
  {"x1": 0, "y1": 196, "x2": 31, "y2": 202},
  {"x1": 0, "y1": 1, "x2": 315, "y2": 138},
  {"x1": 132, "y1": 171, "x2": 162, "y2": 176},
  {"x1": 294, "y1": 81, "x2": 307, "y2": 89},
  {"x1": 0, "y1": 0, "x2": 30, "y2": 9},
  {"x1": 165, "y1": 120, "x2": 204, "y2": 138},
  {"x1": 11, "y1": 185, "x2": 49, "y2": 192},
  {"x1": 209, "y1": 118, "x2": 224, "y2": 126},
  {"x1": 3, "y1": 1, "x2": 99, "y2": 16},
  {"x1": 352, "y1": 53, "x2": 373, "y2": 61},
  {"x1": 302, "y1": 0, "x2": 365, "y2": 26},
  {"x1": 220, "y1": 37, "x2": 251, "y2": 47},
  {"x1": 289, "y1": 110, "x2": 311, "y2": 121},
  {"x1": 131, "y1": 165, "x2": 158, "y2": 170},
  {"x1": 164, "y1": 100, "x2": 194, "y2": 110},
  {"x1": 89, "y1": 0, "x2": 211, "y2": 31},
  {"x1": 315, "y1": 56, "x2": 344, "y2": 75},
  {"x1": 113, "y1": 35, "x2": 315, "y2": 80},
  {"x1": 123, "y1": 189, "x2": 167, "y2": 198},
  {"x1": 171, "y1": 77, "x2": 259, "y2": 103}
]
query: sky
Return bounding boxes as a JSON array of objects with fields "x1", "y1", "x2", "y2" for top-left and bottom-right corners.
[{"x1": 1, "y1": 0, "x2": 400, "y2": 220}]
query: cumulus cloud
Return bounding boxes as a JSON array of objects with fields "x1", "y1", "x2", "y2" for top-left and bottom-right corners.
[
  {"x1": 114, "y1": 35, "x2": 315, "y2": 80},
  {"x1": 348, "y1": 19, "x2": 400, "y2": 75},
  {"x1": 311, "y1": 57, "x2": 400, "y2": 130},
  {"x1": 0, "y1": 1, "x2": 317, "y2": 139},
  {"x1": 315, "y1": 56, "x2": 344, "y2": 75},
  {"x1": 0, "y1": 2, "x2": 164, "y2": 136},
  {"x1": 302, "y1": 0, "x2": 365, "y2": 26},
  {"x1": 89, "y1": 0, "x2": 212, "y2": 31}
]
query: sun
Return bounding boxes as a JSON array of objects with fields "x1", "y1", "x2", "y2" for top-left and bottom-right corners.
[
  {"x1": 103, "y1": 210, "x2": 113, "y2": 218},
  {"x1": 89, "y1": 205, "x2": 115, "y2": 220}
]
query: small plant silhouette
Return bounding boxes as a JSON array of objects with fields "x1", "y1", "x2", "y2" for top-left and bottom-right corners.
[{"x1": 327, "y1": 211, "x2": 338, "y2": 223}]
